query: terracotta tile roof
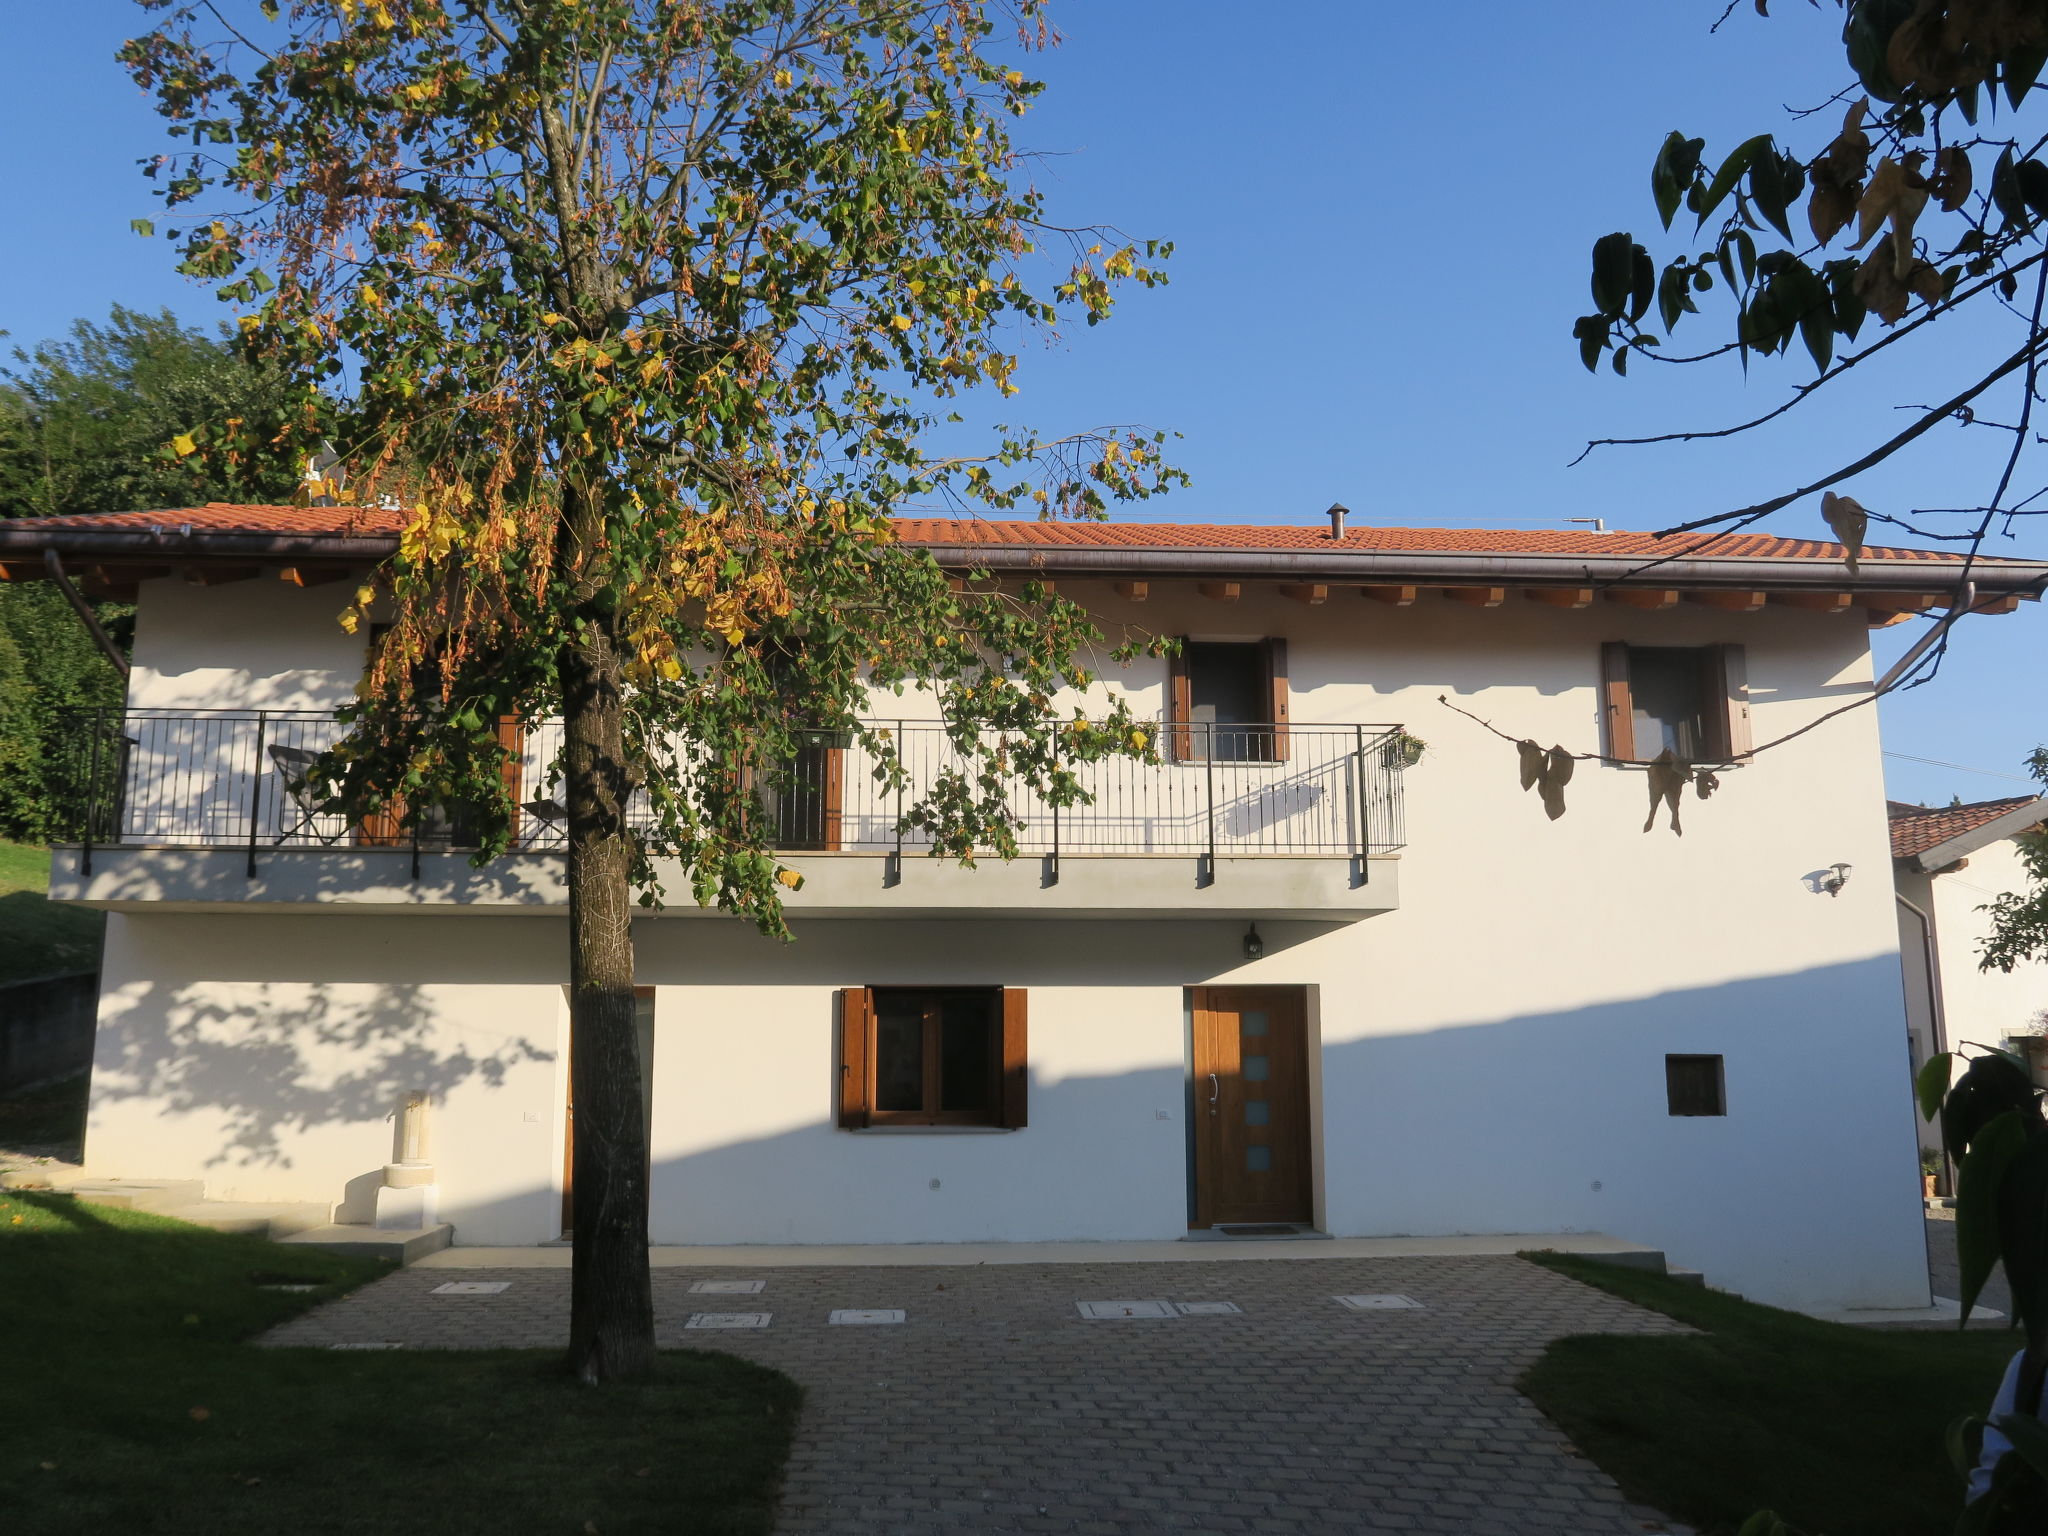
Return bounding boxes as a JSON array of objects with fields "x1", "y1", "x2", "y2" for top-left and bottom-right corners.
[
  {"x1": 29, "y1": 503, "x2": 409, "y2": 536},
  {"x1": 1888, "y1": 796, "x2": 2047, "y2": 859},
  {"x1": 17, "y1": 504, "x2": 2039, "y2": 565},
  {"x1": 885, "y1": 519, "x2": 2016, "y2": 563}
]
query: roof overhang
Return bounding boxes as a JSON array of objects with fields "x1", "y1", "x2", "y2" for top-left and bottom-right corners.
[
  {"x1": 4, "y1": 516, "x2": 2046, "y2": 613},
  {"x1": 1907, "y1": 795, "x2": 2048, "y2": 872},
  {"x1": 906, "y1": 541, "x2": 2048, "y2": 596}
]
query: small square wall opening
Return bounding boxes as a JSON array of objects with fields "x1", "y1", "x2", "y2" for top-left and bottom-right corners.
[{"x1": 1666, "y1": 1054, "x2": 1726, "y2": 1117}]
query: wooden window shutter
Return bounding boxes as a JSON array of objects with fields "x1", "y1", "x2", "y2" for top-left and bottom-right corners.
[
  {"x1": 1263, "y1": 637, "x2": 1290, "y2": 763},
  {"x1": 1166, "y1": 640, "x2": 1192, "y2": 761},
  {"x1": 1701, "y1": 644, "x2": 1752, "y2": 762},
  {"x1": 1600, "y1": 642, "x2": 1636, "y2": 762},
  {"x1": 496, "y1": 716, "x2": 524, "y2": 843},
  {"x1": 998, "y1": 987, "x2": 1029, "y2": 1129},
  {"x1": 821, "y1": 740, "x2": 844, "y2": 851},
  {"x1": 837, "y1": 987, "x2": 872, "y2": 1129}
]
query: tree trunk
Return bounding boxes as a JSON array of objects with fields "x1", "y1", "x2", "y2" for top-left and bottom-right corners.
[{"x1": 561, "y1": 617, "x2": 657, "y2": 1383}]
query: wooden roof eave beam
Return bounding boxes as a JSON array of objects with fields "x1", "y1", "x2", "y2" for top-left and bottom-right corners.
[
  {"x1": 1440, "y1": 586, "x2": 1505, "y2": 608},
  {"x1": 1774, "y1": 592, "x2": 1855, "y2": 614},
  {"x1": 1684, "y1": 589, "x2": 1768, "y2": 613},
  {"x1": 1604, "y1": 588, "x2": 1679, "y2": 610},
  {"x1": 1360, "y1": 585, "x2": 1418, "y2": 606},
  {"x1": 1523, "y1": 587, "x2": 1594, "y2": 609}
]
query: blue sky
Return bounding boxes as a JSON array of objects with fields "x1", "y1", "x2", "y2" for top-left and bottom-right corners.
[{"x1": 1, "y1": 3, "x2": 2041, "y2": 805}]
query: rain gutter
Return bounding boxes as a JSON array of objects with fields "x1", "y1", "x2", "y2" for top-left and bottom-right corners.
[{"x1": 910, "y1": 543, "x2": 2048, "y2": 595}]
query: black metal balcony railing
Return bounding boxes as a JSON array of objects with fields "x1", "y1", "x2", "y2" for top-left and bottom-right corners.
[{"x1": 54, "y1": 710, "x2": 1408, "y2": 877}]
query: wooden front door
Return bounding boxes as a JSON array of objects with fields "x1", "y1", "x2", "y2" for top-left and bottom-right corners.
[{"x1": 1190, "y1": 986, "x2": 1313, "y2": 1228}]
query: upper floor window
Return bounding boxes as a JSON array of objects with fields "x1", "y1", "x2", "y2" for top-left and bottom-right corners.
[
  {"x1": 1600, "y1": 643, "x2": 1750, "y2": 764},
  {"x1": 1167, "y1": 638, "x2": 1289, "y2": 763}
]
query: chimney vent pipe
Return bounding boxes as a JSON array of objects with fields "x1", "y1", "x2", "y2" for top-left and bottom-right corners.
[{"x1": 1326, "y1": 503, "x2": 1349, "y2": 540}]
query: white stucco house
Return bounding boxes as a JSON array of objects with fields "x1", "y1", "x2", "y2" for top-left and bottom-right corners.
[
  {"x1": 4, "y1": 504, "x2": 2044, "y2": 1313},
  {"x1": 1894, "y1": 793, "x2": 2048, "y2": 1136}
]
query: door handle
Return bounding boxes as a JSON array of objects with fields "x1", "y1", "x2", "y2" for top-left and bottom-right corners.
[{"x1": 1208, "y1": 1073, "x2": 1219, "y2": 1114}]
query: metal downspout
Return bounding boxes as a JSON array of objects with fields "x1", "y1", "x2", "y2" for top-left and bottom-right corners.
[{"x1": 41, "y1": 550, "x2": 131, "y2": 680}]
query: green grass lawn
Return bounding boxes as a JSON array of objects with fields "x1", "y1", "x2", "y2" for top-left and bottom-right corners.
[
  {"x1": 1521, "y1": 1254, "x2": 2017, "y2": 1536},
  {"x1": 1, "y1": 1193, "x2": 801, "y2": 1535},
  {"x1": 0, "y1": 841, "x2": 103, "y2": 983}
]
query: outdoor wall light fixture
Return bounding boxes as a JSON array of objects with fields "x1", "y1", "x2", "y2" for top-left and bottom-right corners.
[
  {"x1": 1243, "y1": 923, "x2": 1265, "y2": 960},
  {"x1": 1817, "y1": 863, "x2": 1853, "y2": 898}
]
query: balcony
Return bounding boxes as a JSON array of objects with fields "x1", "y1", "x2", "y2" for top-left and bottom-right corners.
[{"x1": 47, "y1": 711, "x2": 1408, "y2": 921}]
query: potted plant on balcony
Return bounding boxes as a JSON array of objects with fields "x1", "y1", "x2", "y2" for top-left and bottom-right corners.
[{"x1": 1387, "y1": 732, "x2": 1428, "y2": 770}]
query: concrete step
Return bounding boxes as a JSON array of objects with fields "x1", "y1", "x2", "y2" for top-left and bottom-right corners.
[
  {"x1": 56, "y1": 1177, "x2": 206, "y2": 1214},
  {"x1": 1665, "y1": 1266, "x2": 1707, "y2": 1288},
  {"x1": 277, "y1": 1223, "x2": 453, "y2": 1266},
  {"x1": 157, "y1": 1201, "x2": 332, "y2": 1240}
]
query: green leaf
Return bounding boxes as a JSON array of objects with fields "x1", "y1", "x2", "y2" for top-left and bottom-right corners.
[
  {"x1": 1590, "y1": 233, "x2": 1635, "y2": 319},
  {"x1": 1946, "y1": 1054, "x2": 2038, "y2": 1159},
  {"x1": 1951, "y1": 1413, "x2": 1989, "y2": 1481},
  {"x1": 1611, "y1": 346, "x2": 1628, "y2": 377},
  {"x1": 1992, "y1": 148, "x2": 2028, "y2": 227},
  {"x1": 2008, "y1": 45, "x2": 2048, "y2": 109},
  {"x1": 129, "y1": 218, "x2": 154, "y2": 238},
  {"x1": 1844, "y1": 0, "x2": 1909, "y2": 102},
  {"x1": 2018, "y1": 161, "x2": 2048, "y2": 222},
  {"x1": 1957, "y1": 1111, "x2": 2030, "y2": 1323},
  {"x1": 1697, "y1": 134, "x2": 1773, "y2": 225},
  {"x1": 1572, "y1": 315, "x2": 1609, "y2": 373},
  {"x1": 1826, "y1": 258, "x2": 1867, "y2": 344},
  {"x1": 1652, "y1": 132, "x2": 1705, "y2": 230},
  {"x1": 1999, "y1": 1140, "x2": 2048, "y2": 1351},
  {"x1": 1799, "y1": 303, "x2": 1833, "y2": 373},
  {"x1": 1918, "y1": 1052, "x2": 1955, "y2": 1122},
  {"x1": 1657, "y1": 263, "x2": 1691, "y2": 332},
  {"x1": 1748, "y1": 150, "x2": 1804, "y2": 243},
  {"x1": 1627, "y1": 247, "x2": 1655, "y2": 323}
]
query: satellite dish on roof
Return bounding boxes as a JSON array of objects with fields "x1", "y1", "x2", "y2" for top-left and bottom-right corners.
[{"x1": 304, "y1": 439, "x2": 345, "y2": 507}]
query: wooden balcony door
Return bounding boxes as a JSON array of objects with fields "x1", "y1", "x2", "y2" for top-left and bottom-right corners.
[{"x1": 1189, "y1": 986, "x2": 1313, "y2": 1228}]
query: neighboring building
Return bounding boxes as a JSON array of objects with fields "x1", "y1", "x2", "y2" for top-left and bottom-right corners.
[
  {"x1": 1894, "y1": 794, "x2": 2048, "y2": 1142},
  {"x1": 3, "y1": 505, "x2": 2045, "y2": 1312}
]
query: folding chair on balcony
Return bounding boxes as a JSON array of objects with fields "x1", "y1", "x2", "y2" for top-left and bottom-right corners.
[
  {"x1": 521, "y1": 796, "x2": 567, "y2": 847},
  {"x1": 268, "y1": 744, "x2": 348, "y2": 845}
]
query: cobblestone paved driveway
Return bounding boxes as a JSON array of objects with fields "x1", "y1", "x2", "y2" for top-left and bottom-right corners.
[{"x1": 264, "y1": 1255, "x2": 1690, "y2": 1534}]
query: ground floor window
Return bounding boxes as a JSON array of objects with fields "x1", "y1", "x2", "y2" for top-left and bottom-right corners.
[{"x1": 838, "y1": 986, "x2": 1028, "y2": 1129}]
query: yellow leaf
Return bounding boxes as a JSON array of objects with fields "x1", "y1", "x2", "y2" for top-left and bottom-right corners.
[
  {"x1": 776, "y1": 868, "x2": 804, "y2": 890},
  {"x1": 773, "y1": 68, "x2": 792, "y2": 88},
  {"x1": 640, "y1": 358, "x2": 663, "y2": 385},
  {"x1": 170, "y1": 434, "x2": 198, "y2": 458},
  {"x1": 890, "y1": 314, "x2": 913, "y2": 331},
  {"x1": 1005, "y1": 70, "x2": 1024, "y2": 86}
]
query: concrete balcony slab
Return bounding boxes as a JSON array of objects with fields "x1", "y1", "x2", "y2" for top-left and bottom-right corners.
[{"x1": 49, "y1": 845, "x2": 1399, "y2": 921}]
